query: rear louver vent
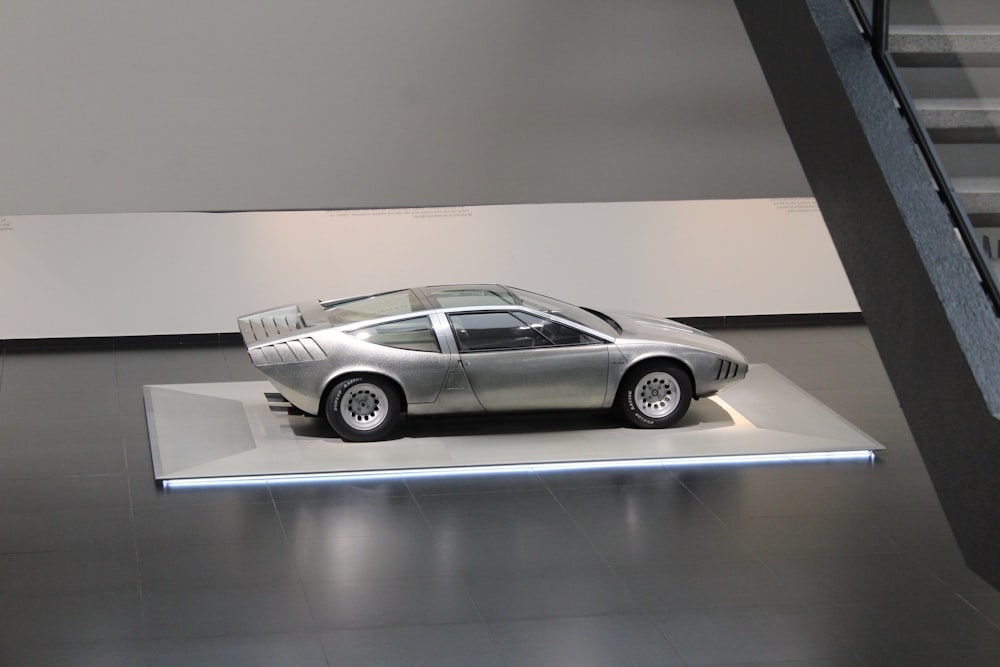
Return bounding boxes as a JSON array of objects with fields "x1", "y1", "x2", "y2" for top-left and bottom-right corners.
[
  {"x1": 246, "y1": 313, "x2": 305, "y2": 341},
  {"x1": 716, "y1": 359, "x2": 741, "y2": 381},
  {"x1": 250, "y1": 337, "x2": 326, "y2": 366}
]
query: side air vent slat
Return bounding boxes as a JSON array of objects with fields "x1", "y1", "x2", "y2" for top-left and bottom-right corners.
[
  {"x1": 716, "y1": 360, "x2": 741, "y2": 381},
  {"x1": 250, "y1": 319, "x2": 267, "y2": 341},
  {"x1": 301, "y1": 338, "x2": 325, "y2": 360},
  {"x1": 251, "y1": 337, "x2": 328, "y2": 366},
  {"x1": 238, "y1": 307, "x2": 307, "y2": 343},
  {"x1": 262, "y1": 317, "x2": 279, "y2": 338},
  {"x1": 274, "y1": 343, "x2": 297, "y2": 363},
  {"x1": 286, "y1": 340, "x2": 310, "y2": 361}
]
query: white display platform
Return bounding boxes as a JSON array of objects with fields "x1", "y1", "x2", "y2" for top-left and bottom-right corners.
[{"x1": 144, "y1": 365, "x2": 882, "y2": 483}]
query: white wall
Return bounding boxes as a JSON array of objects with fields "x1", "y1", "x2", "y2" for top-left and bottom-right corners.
[
  {"x1": 0, "y1": 199, "x2": 857, "y2": 339},
  {"x1": 0, "y1": 3, "x2": 843, "y2": 338},
  {"x1": 0, "y1": 0, "x2": 809, "y2": 215}
]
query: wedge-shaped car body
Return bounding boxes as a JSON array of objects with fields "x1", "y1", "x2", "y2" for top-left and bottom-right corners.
[{"x1": 237, "y1": 285, "x2": 748, "y2": 441}]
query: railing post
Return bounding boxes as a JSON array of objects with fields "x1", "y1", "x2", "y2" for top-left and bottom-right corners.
[{"x1": 872, "y1": 0, "x2": 889, "y2": 53}]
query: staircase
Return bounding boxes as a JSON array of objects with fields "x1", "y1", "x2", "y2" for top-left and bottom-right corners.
[
  {"x1": 890, "y1": 21, "x2": 1000, "y2": 241},
  {"x1": 735, "y1": 0, "x2": 1000, "y2": 592}
]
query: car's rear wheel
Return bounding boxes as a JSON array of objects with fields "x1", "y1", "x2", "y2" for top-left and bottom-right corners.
[
  {"x1": 618, "y1": 362, "x2": 692, "y2": 428},
  {"x1": 325, "y1": 375, "x2": 401, "y2": 441}
]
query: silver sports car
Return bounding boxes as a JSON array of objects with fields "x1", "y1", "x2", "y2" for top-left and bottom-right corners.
[{"x1": 237, "y1": 285, "x2": 748, "y2": 441}]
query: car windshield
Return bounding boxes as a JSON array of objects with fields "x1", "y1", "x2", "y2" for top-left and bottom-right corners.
[
  {"x1": 507, "y1": 287, "x2": 618, "y2": 337},
  {"x1": 320, "y1": 289, "x2": 425, "y2": 326}
]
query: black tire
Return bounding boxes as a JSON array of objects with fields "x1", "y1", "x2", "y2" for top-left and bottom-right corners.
[
  {"x1": 617, "y1": 362, "x2": 692, "y2": 428},
  {"x1": 324, "y1": 375, "x2": 401, "y2": 442}
]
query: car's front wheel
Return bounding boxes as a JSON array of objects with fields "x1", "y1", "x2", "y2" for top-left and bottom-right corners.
[
  {"x1": 325, "y1": 375, "x2": 401, "y2": 441},
  {"x1": 618, "y1": 362, "x2": 692, "y2": 428}
]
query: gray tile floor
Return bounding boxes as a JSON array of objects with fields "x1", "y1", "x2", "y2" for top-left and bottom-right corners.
[{"x1": 1, "y1": 325, "x2": 999, "y2": 665}]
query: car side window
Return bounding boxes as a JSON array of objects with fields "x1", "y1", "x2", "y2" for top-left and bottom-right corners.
[
  {"x1": 349, "y1": 316, "x2": 441, "y2": 352},
  {"x1": 511, "y1": 312, "x2": 603, "y2": 346},
  {"x1": 449, "y1": 312, "x2": 551, "y2": 351}
]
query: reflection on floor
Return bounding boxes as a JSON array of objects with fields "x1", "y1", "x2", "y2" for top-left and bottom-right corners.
[
  {"x1": 1, "y1": 324, "x2": 998, "y2": 665},
  {"x1": 145, "y1": 365, "x2": 880, "y2": 481}
]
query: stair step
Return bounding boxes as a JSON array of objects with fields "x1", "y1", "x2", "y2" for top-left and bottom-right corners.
[
  {"x1": 914, "y1": 98, "x2": 1000, "y2": 142},
  {"x1": 954, "y1": 177, "x2": 1000, "y2": 215},
  {"x1": 891, "y1": 26, "x2": 1000, "y2": 66}
]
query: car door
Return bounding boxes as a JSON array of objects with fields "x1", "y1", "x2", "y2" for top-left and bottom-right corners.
[{"x1": 447, "y1": 311, "x2": 609, "y2": 412}]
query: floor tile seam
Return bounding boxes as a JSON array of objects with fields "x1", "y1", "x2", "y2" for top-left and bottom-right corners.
[
  {"x1": 134, "y1": 498, "x2": 283, "y2": 512},
  {"x1": 0, "y1": 635, "x2": 150, "y2": 653},
  {"x1": 886, "y1": 543, "x2": 987, "y2": 601},
  {"x1": 407, "y1": 486, "x2": 570, "y2": 531},
  {"x1": 0, "y1": 468, "x2": 130, "y2": 480},
  {"x1": 139, "y1": 540, "x2": 295, "y2": 565},
  {"x1": 142, "y1": 603, "x2": 319, "y2": 643},
  {"x1": 0, "y1": 502, "x2": 141, "y2": 518},
  {"x1": 403, "y1": 478, "x2": 494, "y2": 638},
  {"x1": 0, "y1": 589, "x2": 146, "y2": 606},
  {"x1": 707, "y1": 509, "x2": 876, "y2": 523},
  {"x1": 139, "y1": 579, "x2": 310, "y2": 598},
  {"x1": 127, "y1": 494, "x2": 282, "y2": 510},
  {"x1": 313, "y1": 628, "x2": 498, "y2": 666},
  {"x1": 132, "y1": 536, "x2": 295, "y2": 553},
  {"x1": 675, "y1": 478, "x2": 806, "y2": 584},
  {"x1": 0, "y1": 581, "x2": 146, "y2": 604},
  {"x1": 118, "y1": 414, "x2": 154, "y2": 649},
  {"x1": 260, "y1": 480, "x2": 306, "y2": 616},
  {"x1": 160, "y1": 575, "x2": 329, "y2": 596},
  {"x1": 644, "y1": 608, "x2": 863, "y2": 663},
  {"x1": 244, "y1": 520, "x2": 434, "y2": 542},
  {"x1": 856, "y1": 511, "x2": 957, "y2": 551},
  {"x1": 745, "y1": 537, "x2": 909, "y2": 560},
  {"x1": 405, "y1": 485, "x2": 549, "y2": 499},
  {"x1": 832, "y1": 324, "x2": 880, "y2": 349},
  {"x1": 806, "y1": 589, "x2": 1000, "y2": 613},
  {"x1": 646, "y1": 600, "x2": 863, "y2": 618},
  {"x1": 485, "y1": 612, "x2": 686, "y2": 661},
  {"x1": 481, "y1": 611, "x2": 677, "y2": 643},
  {"x1": 291, "y1": 570, "x2": 487, "y2": 587},
  {"x1": 476, "y1": 608, "x2": 662, "y2": 629},
  {"x1": 141, "y1": 627, "x2": 327, "y2": 647},
  {"x1": 831, "y1": 497, "x2": 947, "y2": 517},
  {"x1": 751, "y1": 549, "x2": 959, "y2": 581},
  {"x1": 267, "y1": 489, "x2": 415, "y2": 504},
  {"x1": 603, "y1": 552, "x2": 797, "y2": 574},
  {"x1": 449, "y1": 562, "x2": 636, "y2": 587},
  {"x1": 771, "y1": 588, "x2": 974, "y2": 611},
  {"x1": 0, "y1": 587, "x2": 145, "y2": 609},
  {"x1": 955, "y1": 592, "x2": 1000, "y2": 633},
  {"x1": 303, "y1": 617, "x2": 496, "y2": 642},
  {"x1": 0, "y1": 545, "x2": 142, "y2": 558},
  {"x1": 534, "y1": 478, "x2": 683, "y2": 624},
  {"x1": 537, "y1": 479, "x2": 672, "y2": 493},
  {"x1": 146, "y1": 627, "x2": 327, "y2": 642},
  {"x1": 302, "y1": 601, "x2": 492, "y2": 643},
  {"x1": 194, "y1": 484, "x2": 305, "y2": 588}
]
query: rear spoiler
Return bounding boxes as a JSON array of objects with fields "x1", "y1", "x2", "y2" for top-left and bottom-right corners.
[{"x1": 237, "y1": 300, "x2": 328, "y2": 344}]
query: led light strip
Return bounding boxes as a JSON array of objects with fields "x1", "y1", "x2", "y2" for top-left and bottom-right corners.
[{"x1": 161, "y1": 449, "x2": 876, "y2": 488}]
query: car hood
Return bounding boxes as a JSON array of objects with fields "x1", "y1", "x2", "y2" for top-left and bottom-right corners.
[{"x1": 603, "y1": 309, "x2": 747, "y2": 361}]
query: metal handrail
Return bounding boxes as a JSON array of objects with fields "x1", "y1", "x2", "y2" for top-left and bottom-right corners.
[{"x1": 848, "y1": 0, "x2": 1000, "y2": 315}]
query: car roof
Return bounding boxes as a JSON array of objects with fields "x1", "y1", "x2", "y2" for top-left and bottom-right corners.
[{"x1": 415, "y1": 284, "x2": 516, "y2": 309}]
